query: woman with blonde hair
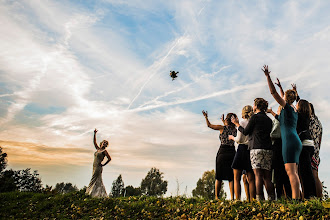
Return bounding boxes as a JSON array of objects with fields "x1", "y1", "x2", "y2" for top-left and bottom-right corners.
[
  {"x1": 263, "y1": 65, "x2": 302, "y2": 200},
  {"x1": 229, "y1": 105, "x2": 256, "y2": 201},
  {"x1": 86, "y1": 129, "x2": 112, "y2": 198}
]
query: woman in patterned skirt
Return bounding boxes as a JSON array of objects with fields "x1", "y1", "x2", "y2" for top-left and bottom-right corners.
[
  {"x1": 231, "y1": 98, "x2": 275, "y2": 201},
  {"x1": 202, "y1": 111, "x2": 237, "y2": 200}
]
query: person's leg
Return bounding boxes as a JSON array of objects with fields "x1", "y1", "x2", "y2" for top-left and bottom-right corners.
[
  {"x1": 215, "y1": 179, "x2": 222, "y2": 199},
  {"x1": 313, "y1": 169, "x2": 323, "y2": 198},
  {"x1": 229, "y1": 180, "x2": 234, "y2": 200},
  {"x1": 253, "y1": 168, "x2": 264, "y2": 200},
  {"x1": 233, "y1": 169, "x2": 242, "y2": 200},
  {"x1": 247, "y1": 171, "x2": 256, "y2": 200},
  {"x1": 263, "y1": 169, "x2": 275, "y2": 200},
  {"x1": 299, "y1": 146, "x2": 316, "y2": 199},
  {"x1": 242, "y1": 173, "x2": 250, "y2": 201},
  {"x1": 285, "y1": 163, "x2": 301, "y2": 199}
]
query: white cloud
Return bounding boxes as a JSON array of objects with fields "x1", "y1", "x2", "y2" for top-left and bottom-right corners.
[{"x1": 1, "y1": 0, "x2": 330, "y2": 198}]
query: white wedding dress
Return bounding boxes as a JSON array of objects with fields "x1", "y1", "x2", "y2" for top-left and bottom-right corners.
[{"x1": 86, "y1": 150, "x2": 108, "y2": 197}]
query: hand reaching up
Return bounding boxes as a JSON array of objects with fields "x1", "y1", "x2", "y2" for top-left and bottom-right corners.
[
  {"x1": 202, "y1": 110, "x2": 208, "y2": 118},
  {"x1": 275, "y1": 78, "x2": 282, "y2": 88},
  {"x1": 262, "y1": 65, "x2": 271, "y2": 76},
  {"x1": 231, "y1": 115, "x2": 239, "y2": 127}
]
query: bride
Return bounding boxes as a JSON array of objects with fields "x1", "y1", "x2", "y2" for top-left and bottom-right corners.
[{"x1": 86, "y1": 129, "x2": 112, "y2": 197}]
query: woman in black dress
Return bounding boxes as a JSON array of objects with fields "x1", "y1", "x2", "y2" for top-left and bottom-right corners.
[{"x1": 202, "y1": 110, "x2": 237, "y2": 200}]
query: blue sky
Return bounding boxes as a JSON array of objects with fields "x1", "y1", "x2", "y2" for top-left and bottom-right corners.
[{"x1": 1, "y1": 0, "x2": 330, "y2": 198}]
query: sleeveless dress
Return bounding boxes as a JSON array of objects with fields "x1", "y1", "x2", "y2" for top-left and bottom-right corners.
[
  {"x1": 86, "y1": 150, "x2": 108, "y2": 197},
  {"x1": 216, "y1": 126, "x2": 237, "y2": 181},
  {"x1": 278, "y1": 103, "x2": 302, "y2": 164}
]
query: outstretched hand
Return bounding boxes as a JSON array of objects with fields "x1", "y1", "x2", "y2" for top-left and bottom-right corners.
[
  {"x1": 228, "y1": 135, "x2": 235, "y2": 141},
  {"x1": 202, "y1": 110, "x2": 208, "y2": 118},
  {"x1": 94, "y1": 128, "x2": 98, "y2": 134},
  {"x1": 275, "y1": 78, "x2": 282, "y2": 88},
  {"x1": 262, "y1": 65, "x2": 271, "y2": 76},
  {"x1": 231, "y1": 115, "x2": 239, "y2": 126},
  {"x1": 266, "y1": 108, "x2": 273, "y2": 113},
  {"x1": 291, "y1": 83, "x2": 297, "y2": 92}
]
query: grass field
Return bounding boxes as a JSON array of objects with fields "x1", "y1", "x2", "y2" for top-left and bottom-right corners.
[{"x1": 1, "y1": 191, "x2": 330, "y2": 219}]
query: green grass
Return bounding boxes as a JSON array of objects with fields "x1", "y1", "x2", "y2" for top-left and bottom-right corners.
[{"x1": 1, "y1": 191, "x2": 330, "y2": 219}]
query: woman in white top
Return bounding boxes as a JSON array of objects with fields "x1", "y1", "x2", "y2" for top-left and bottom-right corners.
[{"x1": 229, "y1": 105, "x2": 256, "y2": 201}]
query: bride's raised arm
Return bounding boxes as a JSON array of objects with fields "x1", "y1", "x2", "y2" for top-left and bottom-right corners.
[
  {"x1": 93, "y1": 129, "x2": 100, "y2": 150},
  {"x1": 262, "y1": 65, "x2": 286, "y2": 107}
]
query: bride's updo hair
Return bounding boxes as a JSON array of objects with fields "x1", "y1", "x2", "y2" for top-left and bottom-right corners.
[
  {"x1": 242, "y1": 105, "x2": 253, "y2": 119},
  {"x1": 100, "y1": 140, "x2": 109, "y2": 148},
  {"x1": 284, "y1": 89, "x2": 297, "y2": 105},
  {"x1": 254, "y1": 98, "x2": 268, "y2": 112}
]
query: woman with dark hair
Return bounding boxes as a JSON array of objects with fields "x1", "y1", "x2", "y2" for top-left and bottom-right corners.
[
  {"x1": 295, "y1": 99, "x2": 316, "y2": 199},
  {"x1": 86, "y1": 129, "x2": 112, "y2": 198},
  {"x1": 263, "y1": 65, "x2": 302, "y2": 200},
  {"x1": 229, "y1": 105, "x2": 256, "y2": 201},
  {"x1": 291, "y1": 85, "x2": 316, "y2": 199},
  {"x1": 309, "y1": 103, "x2": 323, "y2": 198},
  {"x1": 231, "y1": 98, "x2": 275, "y2": 201},
  {"x1": 202, "y1": 111, "x2": 237, "y2": 200}
]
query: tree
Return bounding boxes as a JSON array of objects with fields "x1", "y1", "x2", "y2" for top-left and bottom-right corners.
[
  {"x1": 0, "y1": 146, "x2": 8, "y2": 173},
  {"x1": 111, "y1": 174, "x2": 125, "y2": 197},
  {"x1": 0, "y1": 169, "x2": 17, "y2": 192},
  {"x1": 13, "y1": 168, "x2": 43, "y2": 192},
  {"x1": 140, "y1": 167, "x2": 168, "y2": 196},
  {"x1": 192, "y1": 170, "x2": 226, "y2": 200},
  {"x1": 124, "y1": 185, "x2": 142, "y2": 197},
  {"x1": 54, "y1": 182, "x2": 78, "y2": 194}
]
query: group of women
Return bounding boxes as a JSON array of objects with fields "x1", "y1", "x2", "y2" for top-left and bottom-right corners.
[{"x1": 203, "y1": 65, "x2": 323, "y2": 201}]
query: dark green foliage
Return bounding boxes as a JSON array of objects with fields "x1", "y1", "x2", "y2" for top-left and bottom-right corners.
[
  {"x1": 124, "y1": 185, "x2": 142, "y2": 197},
  {"x1": 140, "y1": 167, "x2": 168, "y2": 196},
  {"x1": 111, "y1": 174, "x2": 125, "y2": 197},
  {"x1": 0, "y1": 169, "x2": 17, "y2": 192},
  {"x1": 192, "y1": 169, "x2": 226, "y2": 199},
  {"x1": 13, "y1": 168, "x2": 43, "y2": 192},
  {"x1": 0, "y1": 192, "x2": 329, "y2": 219},
  {"x1": 0, "y1": 146, "x2": 7, "y2": 173},
  {"x1": 54, "y1": 182, "x2": 79, "y2": 194}
]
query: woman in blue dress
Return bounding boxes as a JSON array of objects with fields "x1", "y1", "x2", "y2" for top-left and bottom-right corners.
[{"x1": 263, "y1": 65, "x2": 302, "y2": 200}]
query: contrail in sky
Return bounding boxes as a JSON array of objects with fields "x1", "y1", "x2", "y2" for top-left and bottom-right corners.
[
  {"x1": 127, "y1": 33, "x2": 186, "y2": 110},
  {"x1": 127, "y1": 2, "x2": 208, "y2": 110},
  {"x1": 128, "y1": 72, "x2": 309, "y2": 113},
  {"x1": 138, "y1": 65, "x2": 231, "y2": 108}
]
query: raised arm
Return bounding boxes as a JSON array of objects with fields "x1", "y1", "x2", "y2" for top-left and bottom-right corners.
[
  {"x1": 262, "y1": 65, "x2": 286, "y2": 107},
  {"x1": 232, "y1": 115, "x2": 255, "y2": 136},
  {"x1": 101, "y1": 150, "x2": 111, "y2": 167},
  {"x1": 275, "y1": 78, "x2": 284, "y2": 98},
  {"x1": 291, "y1": 83, "x2": 300, "y2": 102},
  {"x1": 202, "y1": 110, "x2": 224, "y2": 131},
  {"x1": 93, "y1": 129, "x2": 99, "y2": 150},
  {"x1": 266, "y1": 108, "x2": 277, "y2": 117}
]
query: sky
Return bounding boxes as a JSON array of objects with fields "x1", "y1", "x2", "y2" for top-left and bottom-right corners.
[{"x1": 1, "y1": 0, "x2": 330, "y2": 199}]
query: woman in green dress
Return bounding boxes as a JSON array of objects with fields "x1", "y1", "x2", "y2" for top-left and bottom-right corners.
[{"x1": 263, "y1": 65, "x2": 302, "y2": 200}]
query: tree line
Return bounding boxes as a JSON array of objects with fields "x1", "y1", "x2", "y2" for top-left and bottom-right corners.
[{"x1": 0, "y1": 146, "x2": 227, "y2": 199}]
